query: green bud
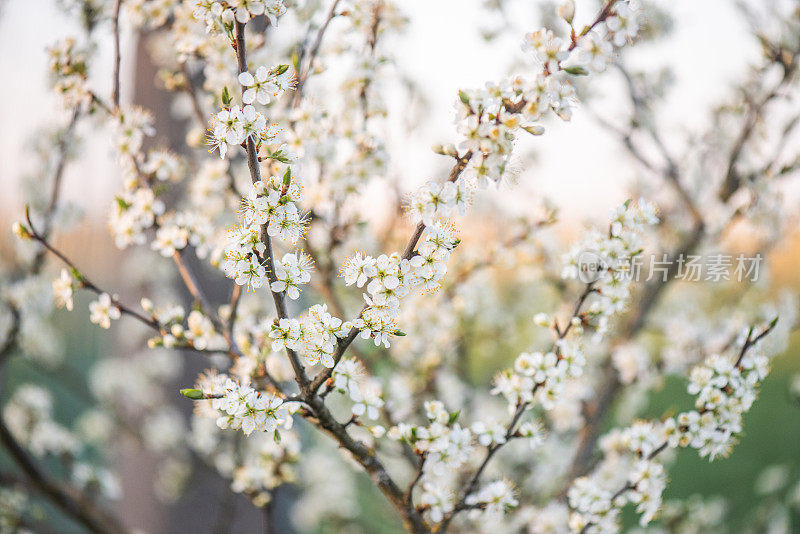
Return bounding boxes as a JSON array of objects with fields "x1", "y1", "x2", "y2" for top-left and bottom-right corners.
[
  {"x1": 11, "y1": 222, "x2": 31, "y2": 240},
  {"x1": 394, "y1": 330, "x2": 407, "y2": 337},
  {"x1": 273, "y1": 429, "x2": 282, "y2": 444},
  {"x1": 282, "y1": 167, "x2": 292, "y2": 189},
  {"x1": 221, "y1": 86, "x2": 232, "y2": 107},
  {"x1": 70, "y1": 267, "x2": 86, "y2": 283},
  {"x1": 564, "y1": 66, "x2": 589, "y2": 76},
  {"x1": 180, "y1": 388, "x2": 205, "y2": 400},
  {"x1": 458, "y1": 90, "x2": 470, "y2": 105}
]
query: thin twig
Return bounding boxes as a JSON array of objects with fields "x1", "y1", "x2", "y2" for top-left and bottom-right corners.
[{"x1": 111, "y1": 0, "x2": 122, "y2": 109}]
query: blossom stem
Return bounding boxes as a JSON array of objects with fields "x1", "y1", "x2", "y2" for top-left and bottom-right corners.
[
  {"x1": 172, "y1": 250, "x2": 245, "y2": 359},
  {"x1": 24, "y1": 207, "x2": 160, "y2": 331},
  {"x1": 440, "y1": 283, "x2": 595, "y2": 531},
  {"x1": 308, "y1": 150, "x2": 475, "y2": 394},
  {"x1": 234, "y1": 20, "x2": 311, "y2": 393},
  {"x1": 32, "y1": 107, "x2": 82, "y2": 273}
]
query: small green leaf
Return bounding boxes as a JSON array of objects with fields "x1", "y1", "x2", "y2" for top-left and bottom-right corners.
[
  {"x1": 458, "y1": 90, "x2": 470, "y2": 105},
  {"x1": 221, "y1": 86, "x2": 232, "y2": 107},
  {"x1": 115, "y1": 196, "x2": 132, "y2": 210},
  {"x1": 448, "y1": 410, "x2": 461, "y2": 425}
]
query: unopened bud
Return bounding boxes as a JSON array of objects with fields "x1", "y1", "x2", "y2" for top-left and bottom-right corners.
[
  {"x1": 533, "y1": 313, "x2": 550, "y2": 327},
  {"x1": 180, "y1": 388, "x2": 205, "y2": 400},
  {"x1": 141, "y1": 298, "x2": 154, "y2": 313},
  {"x1": 11, "y1": 222, "x2": 31, "y2": 240},
  {"x1": 522, "y1": 125, "x2": 545, "y2": 136},
  {"x1": 557, "y1": 0, "x2": 575, "y2": 24}
]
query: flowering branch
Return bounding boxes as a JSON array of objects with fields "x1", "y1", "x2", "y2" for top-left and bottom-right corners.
[{"x1": 233, "y1": 20, "x2": 312, "y2": 394}]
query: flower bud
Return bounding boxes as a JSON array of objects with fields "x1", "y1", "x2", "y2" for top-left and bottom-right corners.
[
  {"x1": 180, "y1": 388, "x2": 205, "y2": 400},
  {"x1": 557, "y1": 0, "x2": 575, "y2": 24},
  {"x1": 533, "y1": 313, "x2": 550, "y2": 326},
  {"x1": 141, "y1": 298, "x2": 154, "y2": 313},
  {"x1": 523, "y1": 125, "x2": 545, "y2": 136},
  {"x1": 11, "y1": 222, "x2": 32, "y2": 240}
]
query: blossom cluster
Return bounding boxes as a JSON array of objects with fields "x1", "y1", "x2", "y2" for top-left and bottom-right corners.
[
  {"x1": 331, "y1": 357, "x2": 386, "y2": 421},
  {"x1": 568, "y1": 421, "x2": 669, "y2": 532},
  {"x1": 47, "y1": 37, "x2": 92, "y2": 107},
  {"x1": 561, "y1": 199, "x2": 659, "y2": 336},
  {"x1": 341, "y1": 221, "x2": 460, "y2": 347},
  {"x1": 207, "y1": 375, "x2": 291, "y2": 436},
  {"x1": 492, "y1": 339, "x2": 586, "y2": 411},
  {"x1": 269, "y1": 304, "x2": 351, "y2": 368},
  {"x1": 192, "y1": 0, "x2": 287, "y2": 33},
  {"x1": 222, "y1": 172, "x2": 308, "y2": 289},
  {"x1": 425, "y1": 0, "x2": 641, "y2": 195},
  {"x1": 491, "y1": 199, "x2": 655, "y2": 414},
  {"x1": 390, "y1": 400, "x2": 474, "y2": 476},
  {"x1": 666, "y1": 341, "x2": 771, "y2": 459}
]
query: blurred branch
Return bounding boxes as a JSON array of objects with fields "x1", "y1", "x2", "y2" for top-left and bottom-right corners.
[
  {"x1": 0, "y1": 416, "x2": 129, "y2": 534},
  {"x1": 31, "y1": 107, "x2": 82, "y2": 274},
  {"x1": 111, "y1": 0, "x2": 122, "y2": 109}
]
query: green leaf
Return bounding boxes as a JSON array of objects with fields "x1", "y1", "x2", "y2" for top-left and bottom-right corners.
[
  {"x1": 458, "y1": 90, "x2": 470, "y2": 105},
  {"x1": 221, "y1": 86, "x2": 232, "y2": 107},
  {"x1": 448, "y1": 410, "x2": 461, "y2": 425},
  {"x1": 115, "y1": 196, "x2": 132, "y2": 210}
]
